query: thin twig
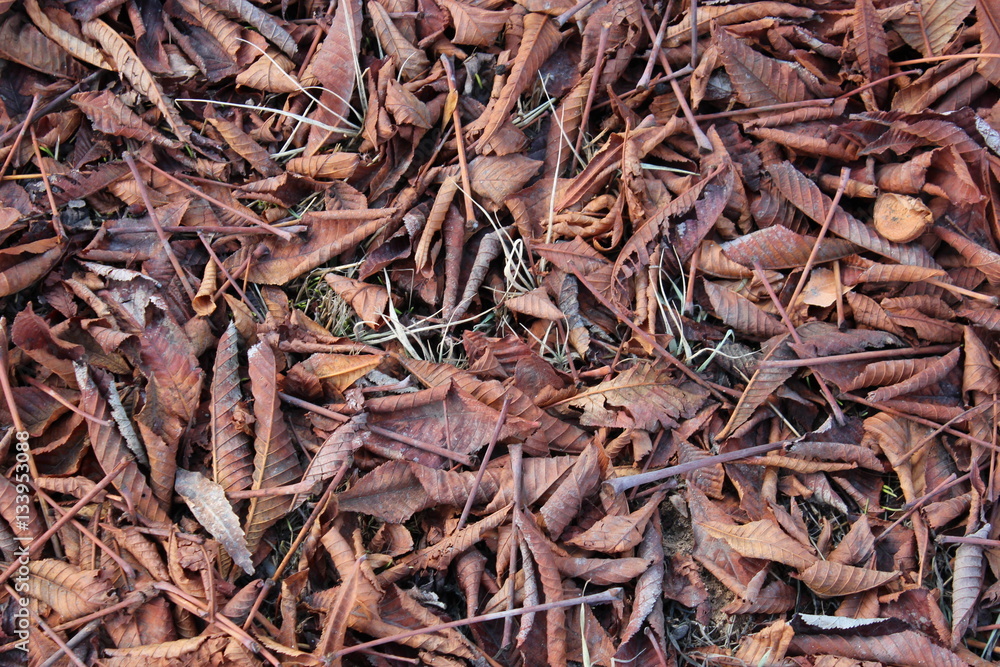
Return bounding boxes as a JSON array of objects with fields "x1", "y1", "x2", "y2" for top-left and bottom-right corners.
[
  {"x1": 761, "y1": 344, "x2": 955, "y2": 368},
  {"x1": 278, "y1": 391, "x2": 350, "y2": 422},
  {"x1": 197, "y1": 232, "x2": 266, "y2": 321},
  {"x1": 576, "y1": 23, "x2": 611, "y2": 157},
  {"x1": 0, "y1": 96, "x2": 40, "y2": 182},
  {"x1": 456, "y1": 397, "x2": 511, "y2": 532},
  {"x1": 0, "y1": 458, "x2": 130, "y2": 588},
  {"x1": 30, "y1": 127, "x2": 65, "y2": 239},
  {"x1": 123, "y1": 153, "x2": 195, "y2": 300},
  {"x1": 39, "y1": 619, "x2": 101, "y2": 667},
  {"x1": 368, "y1": 424, "x2": 474, "y2": 466},
  {"x1": 336, "y1": 582, "x2": 622, "y2": 658},
  {"x1": 137, "y1": 156, "x2": 292, "y2": 240},
  {"x1": 787, "y1": 167, "x2": 850, "y2": 312},
  {"x1": 638, "y1": 5, "x2": 672, "y2": 90},
  {"x1": 753, "y1": 261, "x2": 846, "y2": 425},
  {"x1": 603, "y1": 439, "x2": 789, "y2": 493}
]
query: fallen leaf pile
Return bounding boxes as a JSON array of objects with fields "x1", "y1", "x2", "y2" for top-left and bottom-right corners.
[{"x1": 3, "y1": 0, "x2": 1000, "y2": 664}]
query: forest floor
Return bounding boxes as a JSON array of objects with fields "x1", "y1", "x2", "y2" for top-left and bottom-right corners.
[{"x1": 2, "y1": 0, "x2": 1000, "y2": 665}]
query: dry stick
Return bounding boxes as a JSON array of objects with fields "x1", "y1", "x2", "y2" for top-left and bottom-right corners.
[
  {"x1": 0, "y1": 96, "x2": 40, "y2": 182},
  {"x1": 787, "y1": 167, "x2": 850, "y2": 312},
  {"x1": 33, "y1": 486, "x2": 136, "y2": 579},
  {"x1": 693, "y1": 70, "x2": 920, "y2": 121},
  {"x1": 213, "y1": 251, "x2": 255, "y2": 305},
  {"x1": 336, "y1": 587, "x2": 622, "y2": 658},
  {"x1": 0, "y1": 320, "x2": 62, "y2": 555},
  {"x1": 29, "y1": 127, "x2": 65, "y2": 239},
  {"x1": 762, "y1": 344, "x2": 956, "y2": 368},
  {"x1": 638, "y1": 5, "x2": 672, "y2": 90},
  {"x1": 689, "y1": 0, "x2": 699, "y2": 68},
  {"x1": 110, "y1": 224, "x2": 306, "y2": 235},
  {"x1": 575, "y1": 23, "x2": 611, "y2": 157},
  {"x1": 137, "y1": 156, "x2": 292, "y2": 240},
  {"x1": 28, "y1": 604, "x2": 88, "y2": 667},
  {"x1": 924, "y1": 277, "x2": 1000, "y2": 305},
  {"x1": 153, "y1": 581, "x2": 278, "y2": 665},
  {"x1": 441, "y1": 55, "x2": 475, "y2": 319},
  {"x1": 0, "y1": 457, "x2": 130, "y2": 588},
  {"x1": 895, "y1": 52, "x2": 1000, "y2": 65},
  {"x1": 51, "y1": 587, "x2": 155, "y2": 633},
  {"x1": 833, "y1": 260, "x2": 845, "y2": 328},
  {"x1": 839, "y1": 393, "x2": 1000, "y2": 452},
  {"x1": 875, "y1": 473, "x2": 970, "y2": 543},
  {"x1": 556, "y1": 0, "x2": 598, "y2": 25},
  {"x1": 277, "y1": 392, "x2": 350, "y2": 422},
  {"x1": 242, "y1": 464, "x2": 348, "y2": 632},
  {"x1": 753, "y1": 261, "x2": 846, "y2": 425},
  {"x1": 501, "y1": 443, "x2": 524, "y2": 647},
  {"x1": 123, "y1": 153, "x2": 196, "y2": 300},
  {"x1": 197, "y1": 232, "x2": 266, "y2": 320},
  {"x1": 896, "y1": 401, "x2": 997, "y2": 464},
  {"x1": 368, "y1": 424, "x2": 474, "y2": 466},
  {"x1": 604, "y1": 439, "x2": 789, "y2": 494},
  {"x1": 635, "y1": 3, "x2": 712, "y2": 151},
  {"x1": 39, "y1": 619, "x2": 101, "y2": 667},
  {"x1": 940, "y1": 535, "x2": 1000, "y2": 548},
  {"x1": 570, "y1": 268, "x2": 737, "y2": 402},
  {"x1": 19, "y1": 375, "x2": 112, "y2": 425},
  {"x1": 0, "y1": 72, "x2": 101, "y2": 146},
  {"x1": 456, "y1": 397, "x2": 511, "y2": 533},
  {"x1": 914, "y1": 9, "x2": 935, "y2": 61}
]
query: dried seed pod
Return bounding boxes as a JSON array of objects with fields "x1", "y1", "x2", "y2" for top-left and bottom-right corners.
[{"x1": 873, "y1": 193, "x2": 932, "y2": 243}]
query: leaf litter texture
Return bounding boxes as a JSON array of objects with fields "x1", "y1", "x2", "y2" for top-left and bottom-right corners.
[{"x1": 5, "y1": 0, "x2": 1000, "y2": 663}]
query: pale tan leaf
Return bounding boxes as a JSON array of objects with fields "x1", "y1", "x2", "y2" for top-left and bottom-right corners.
[
  {"x1": 368, "y1": 0, "x2": 429, "y2": 81},
  {"x1": 893, "y1": 0, "x2": 975, "y2": 56},
  {"x1": 505, "y1": 287, "x2": 565, "y2": 321},
  {"x1": 23, "y1": 0, "x2": 110, "y2": 69},
  {"x1": 699, "y1": 520, "x2": 818, "y2": 570},
  {"x1": 736, "y1": 618, "x2": 794, "y2": 667},
  {"x1": 236, "y1": 52, "x2": 301, "y2": 93},
  {"x1": 439, "y1": 0, "x2": 507, "y2": 46},
  {"x1": 72, "y1": 91, "x2": 180, "y2": 148},
  {"x1": 175, "y1": 469, "x2": 254, "y2": 575},
  {"x1": 27, "y1": 559, "x2": 116, "y2": 620},
  {"x1": 800, "y1": 561, "x2": 900, "y2": 598},
  {"x1": 951, "y1": 524, "x2": 988, "y2": 647},
  {"x1": 285, "y1": 153, "x2": 360, "y2": 180},
  {"x1": 82, "y1": 19, "x2": 192, "y2": 142}
]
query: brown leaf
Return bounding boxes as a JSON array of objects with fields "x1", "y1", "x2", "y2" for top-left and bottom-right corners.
[
  {"x1": 476, "y1": 13, "x2": 561, "y2": 155},
  {"x1": 213, "y1": 0, "x2": 297, "y2": 57},
  {"x1": 27, "y1": 559, "x2": 116, "y2": 620},
  {"x1": 799, "y1": 560, "x2": 900, "y2": 597},
  {"x1": 714, "y1": 24, "x2": 810, "y2": 108},
  {"x1": 699, "y1": 519, "x2": 818, "y2": 570},
  {"x1": 0, "y1": 12, "x2": 85, "y2": 79},
  {"x1": 736, "y1": 618, "x2": 794, "y2": 667},
  {"x1": 72, "y1": 91, "x2": 180, "y2": 148},
  {"x1": 368, "y1": 0, "x2": 429, "y2": 81},
  {"x1": 892, "y1": 0, "x2": 975, "y2": 56},
  {"x1": 557, "y1": 362, "x2": 708, "y2": 431},
  {"x1": 515, "y1": 510, "x2": 568, "y2": 667},
  {"x1": 82, "y1": 19, "x2": 192, "y2": 142},
  {"x1": 703, "y1": 280, "x2": 786, "y2": 339},
  {"x1": 565, "y1": 491, "x2": 664, "y2": 553},
  {"x1": 229, "y1": 207, "x2": 393, "y2": 285},
  {"x1": 210, "y1": 322, "x2": 254, "y2": 496},
  {"x1": 236, "y1": 51, "x2": 302, "y2": 93},
  {"x1": 789, "y1": 621, "x2": 967, "y2": 667},
  {"x1": 244, "y1": 341, "x2": 304, "y2": 553},
  {"x1": 853, "y1": 0, "x2": 890, "y2": 105},
  {"x1": 951, "y1": 524, "x2": 987, "y2": 647},
  {"x1": 439, "y1": 0, "x2": 507, "y2": 46},
  {"x1": 539, "y1": 443, "x2": 604, "y2": 539}
]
